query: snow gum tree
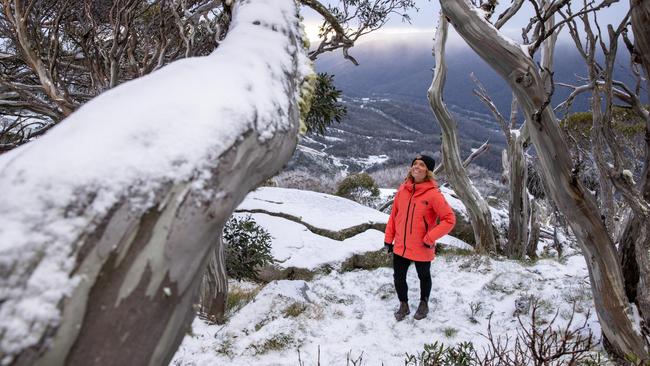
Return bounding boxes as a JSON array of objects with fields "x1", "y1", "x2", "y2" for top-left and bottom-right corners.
[
  {"x1": 439, "y1": 0, "x2": 650, "y2": 361},
  {"x1": 428, "y1": 13, "x2": 498, "y2": 254},
  {"x1": 0, "y1": 1, "x2": 313, "y2": 365}
]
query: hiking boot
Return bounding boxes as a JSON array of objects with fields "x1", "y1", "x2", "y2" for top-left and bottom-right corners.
[
  {"x1": 413, "y1": 300, "x2": 429, "y2": 320},
  {"x1": 394, "y1": 301, "x2": 410, "y2": 321}
]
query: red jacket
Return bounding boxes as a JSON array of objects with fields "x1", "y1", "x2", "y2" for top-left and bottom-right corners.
[{"x1": 384, "y1": 178, "x2": 456, "y2": 262}]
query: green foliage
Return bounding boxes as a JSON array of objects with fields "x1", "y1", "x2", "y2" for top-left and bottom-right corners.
[
  {"x1": 404, "y1": 341, "x2": 475, "y2": 366},
  {"x1": 443, "y1": 327, "x2": 458, "y2": 338},
  {"x1": 304, "y1": 73, "x2": 347, "y2": 135},
  {"x1": 560, "y1": 107, "x2": 645, "y2": 137},
  {"x1": 335, "y1": 172, "x2": 380, "y2": 199},
  {"x1": 224, "y1": 215, "x2": 274, "y2": 281}
]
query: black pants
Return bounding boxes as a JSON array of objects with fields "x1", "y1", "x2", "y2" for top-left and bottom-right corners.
[{"x1": 393, "y1": 253, "x2": 431, "y2": 303}]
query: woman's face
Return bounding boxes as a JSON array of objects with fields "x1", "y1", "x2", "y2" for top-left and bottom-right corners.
[{"x1": 410, "y1": 160, "x2": 428, "y2": 182}]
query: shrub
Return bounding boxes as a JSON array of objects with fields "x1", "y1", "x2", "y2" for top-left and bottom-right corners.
[
  {"x1": 224, "y1": 215, "x2": 274, "y2": 281},
  {"x1": 406, "y1": 300, "x2": 599, "y2": 365},
  {"x1": 336, "y1": 172, "x2": 380, "y2": 206},
  {"x1": 443, "y1": 327, "x2": 459, "y2": 338},
  {"x1": 404, "y1": 341, "x2": 475, "y2": 366},
  {"x1": 249, "y1": 333, "x2": 295, "y2": 355}
]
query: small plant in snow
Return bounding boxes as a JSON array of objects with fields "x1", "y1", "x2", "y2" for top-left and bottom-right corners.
[
  {"x1": 223, "y1": 215, "x2": 274, "y2": 281},
  {"x1": 513, "y1": 294, "x2": 535, "y2": 316},
  {"x1": 215, "y1": 335, "x2": 235, "y2": 358},
  {"x1": 250, "y1": 333, "x2": 295, "y2": 355},
  {"x1": 226, "y1": 284, "x2": 261, "y2": 315},
  {"x1": 468, "y1": 301, "x2": 483, "y2": 324},
  {"x1": 283, "y1": 302, "x2": 308, "y2": 317},
  {"x1": 404, "y1": 341, "x2": 474, "y2": 366},
  {"x1": 443, "y1": 327, "x2": 459, "y2": 338}
]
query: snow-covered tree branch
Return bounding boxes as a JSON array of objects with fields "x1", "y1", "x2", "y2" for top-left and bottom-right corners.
[{"x1": 0, "y1": 0, "x2": 313, "y2": 364}]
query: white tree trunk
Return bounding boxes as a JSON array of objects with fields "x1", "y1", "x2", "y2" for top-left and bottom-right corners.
[
  {"x1": 428, "y1": 13, "x2": 498, "y2": 254},
  {"x1": 0, "y1": 1, "x2": 311, "y2": 365},
  {"x1": 527, "y1": 199, "x2": 541, "y2": 259},
  {"x1": 439, "y1": 0, "x2": 650, "y2": 360},
  {"x1": 505, "y1": 130, "x2": 529, "y2": 258}
]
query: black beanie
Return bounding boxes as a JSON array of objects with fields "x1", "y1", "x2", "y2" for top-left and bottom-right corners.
[{"x1": 411, "y1": 154, "x2": 435, "y2": 171}]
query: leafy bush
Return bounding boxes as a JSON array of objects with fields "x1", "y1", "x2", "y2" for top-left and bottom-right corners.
[
  {"x1": 404, "y1": 341, "x2": 475, "y2": 366},
  {"x1": 224, "y1": 215, "x2": 274, "y2": 281},
  {"x1": 335, "y1": 173, "x2": 380, "y2": 207}
]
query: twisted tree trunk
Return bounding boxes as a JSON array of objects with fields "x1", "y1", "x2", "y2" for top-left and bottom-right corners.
[
  {"x1": 428, "y1": 13, "x2": 497, "y2": 254},
  {"x1": 619, "y1": 0, "x2": 650, "y2": 335},
  {"x1": 0, "y1": 1, "x2": 311, "y2": 365},
  {"x1": 439, "y1": 0, "x2": 650, "y2": 360}
]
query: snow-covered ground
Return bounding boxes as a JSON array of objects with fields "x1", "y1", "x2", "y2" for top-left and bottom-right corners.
[
  {"x1": 171, "y1": 188, "x2": 596, "y2": 365},
  {"x1": 172, "y1": 255, "x2": 595, "y2": 365}
]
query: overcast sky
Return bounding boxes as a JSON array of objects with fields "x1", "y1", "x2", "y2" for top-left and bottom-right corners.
[{"x1": 302, "y1": 1, "x2": 632, "y2": 45}]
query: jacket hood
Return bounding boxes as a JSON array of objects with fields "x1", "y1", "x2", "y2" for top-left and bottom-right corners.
[{"x1": 401, "y1": 178, "x2": 438, "y2": 193}]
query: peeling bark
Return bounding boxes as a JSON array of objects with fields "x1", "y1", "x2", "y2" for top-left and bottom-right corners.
[
  {"x1": 440, "y1": 0, "x2": 650, "y2": 360},
  {"x1": 199, "y1": 240, "x2": 228, "y2": 324},
  {"x1": 428, "y1": 13, "x2": 498, "y2": 254}
]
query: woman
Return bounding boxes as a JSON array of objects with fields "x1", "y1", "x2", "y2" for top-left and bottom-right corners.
[{"x1": 384, "y1": 154, "x2": 456, "y2": 321}]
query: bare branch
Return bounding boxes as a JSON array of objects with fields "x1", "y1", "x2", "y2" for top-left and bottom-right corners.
[{"x1": 495, "y1": 0, "x2": 524, "y2": 29}]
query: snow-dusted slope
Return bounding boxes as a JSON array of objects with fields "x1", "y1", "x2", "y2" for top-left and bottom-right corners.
[
  {"x1": 171, "y1": 188, "x2": 595, "y2": 366},
  {"x1": 171, "y1": 255, "x2": 596, "y2": 365}
]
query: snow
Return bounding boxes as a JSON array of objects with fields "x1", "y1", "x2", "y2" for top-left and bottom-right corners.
[
  {"x1": 170, "y1": 187, "x2": 594, "y2": 365},
  {"x1": 234, "y1": 188, "x2": 473, "y2": 270},
  {"x1": 172, "y1": 255, "x2": 597, "y2": 365},
  {"x1": 234, "y1": 212, "x2": 383, "y2": 270},
  {"x1": 237, "y1": 187, "x2": 388, "y2": 232},
  {"x1": 0, "y1": 0, "x2": 312, "y2": 359}
]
